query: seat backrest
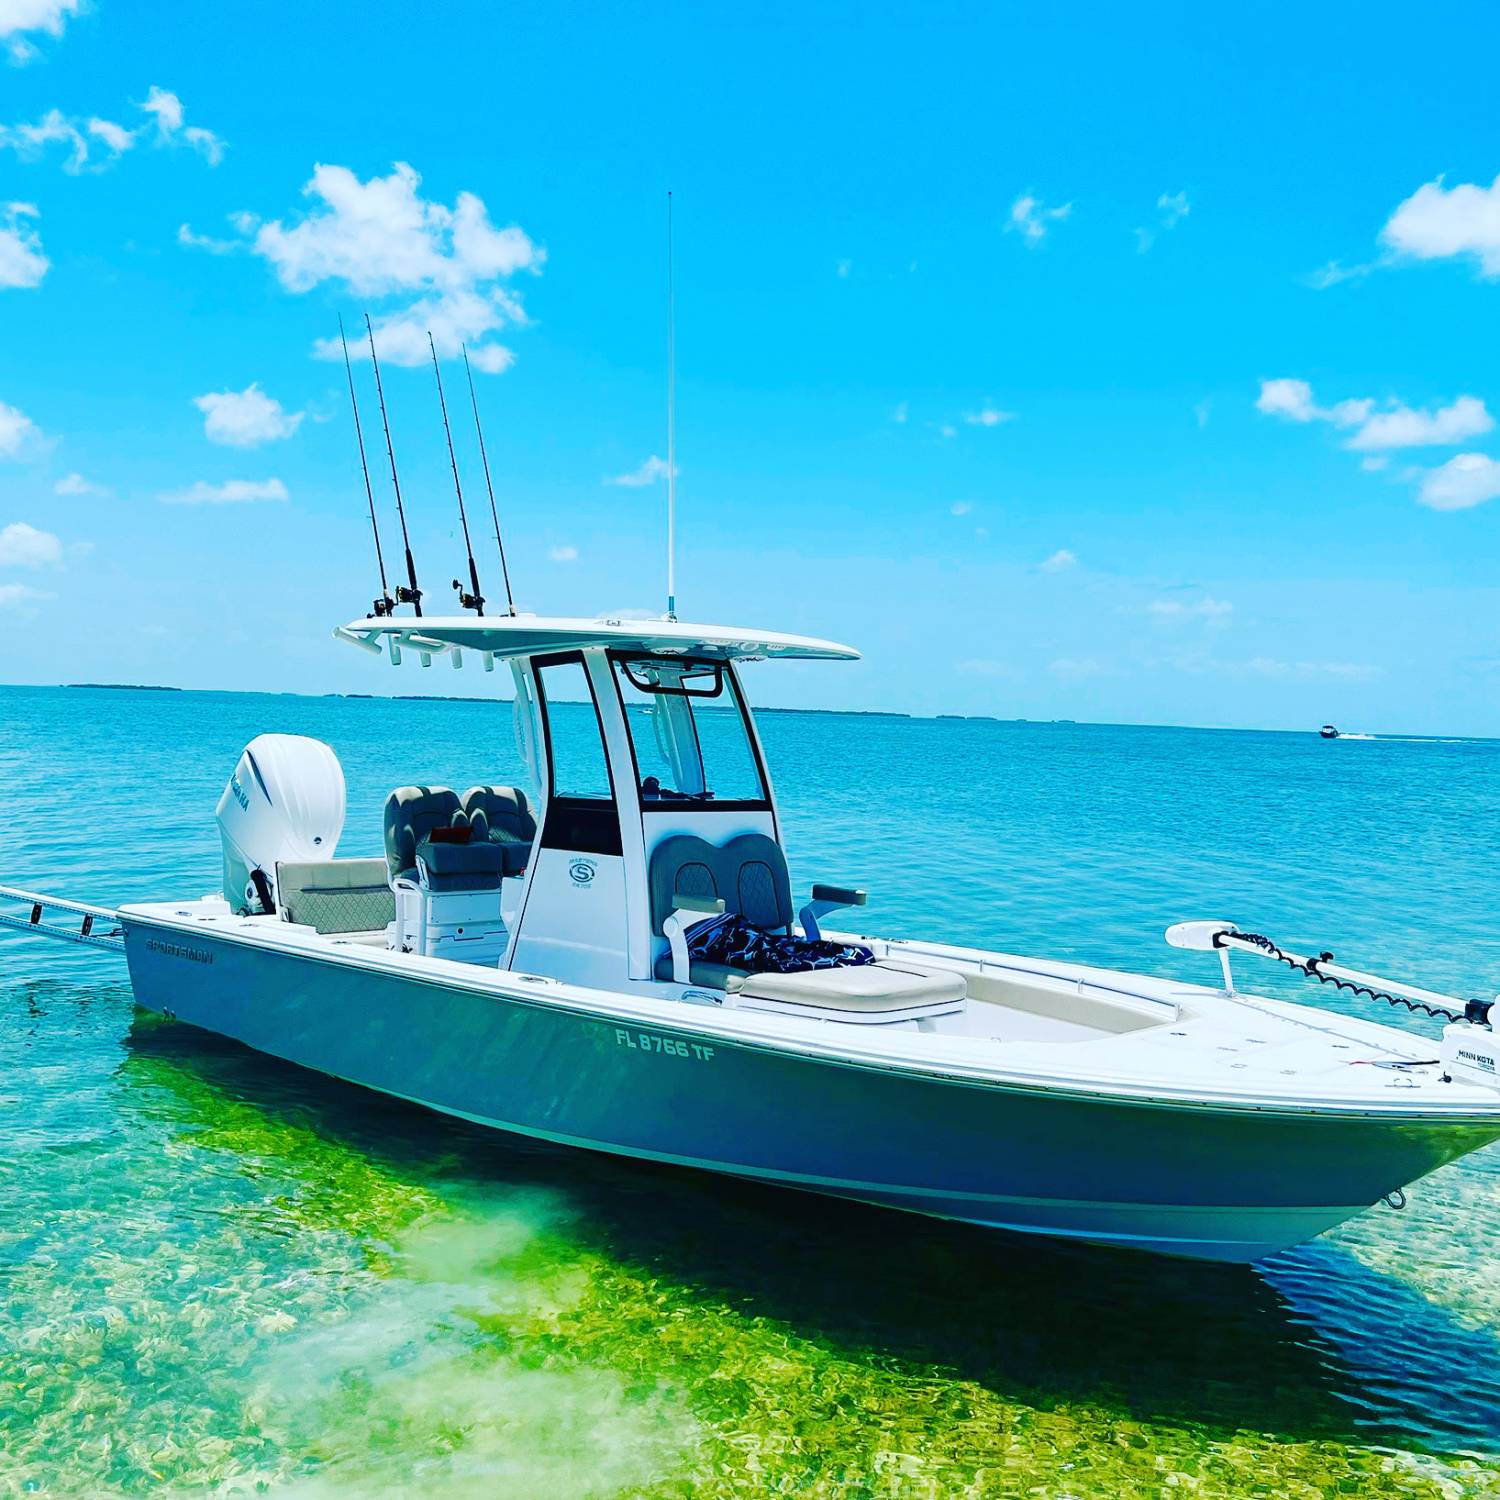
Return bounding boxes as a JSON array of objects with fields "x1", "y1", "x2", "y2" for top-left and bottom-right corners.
[
  {"x1": 461, "y1": 785, "x2": 537, "y2": 876},
  {"x1": 276, "y1": 857, "x2": 396, "y2": 934},
  {"x1": 648, "y1": 832, "x2": 792, "y2": 935},
  {"x1": 383, "y1": 786, "x2": 462, "y2": 882},
  {"x1": 724, "y1": 833, "x2": 793, "y2": 932}
]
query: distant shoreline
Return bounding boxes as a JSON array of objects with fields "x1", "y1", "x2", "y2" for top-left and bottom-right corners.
[{"x1": 4, "y1": 681, "x2": 1487, "y2": 740}]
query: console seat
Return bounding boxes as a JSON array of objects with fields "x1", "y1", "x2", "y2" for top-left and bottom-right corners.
[{"x1": 648, "y1": 833, "x2": 965, "y2": 1023}]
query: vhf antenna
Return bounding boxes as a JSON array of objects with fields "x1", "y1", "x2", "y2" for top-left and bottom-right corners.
[
  {"x1": 429, "y1": 332, "x2": 485, "y2": 616},
  {"x1": 665, "y1": 189, "x2": 677, "y2": 621},
  {"x1": 364, "y1": 313, "x2": 423, "y2": 616},
  {"x1": 338, "y1": 315, "x2": 394, "y2": 617},
  {"x1": 462, "y1": 343, "x2": 517, "y2": 616}
]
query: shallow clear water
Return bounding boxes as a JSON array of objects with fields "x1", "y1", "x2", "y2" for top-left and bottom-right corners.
[{"x1": 3, "y1": 683, "x2": 1500, "y2": 1496}]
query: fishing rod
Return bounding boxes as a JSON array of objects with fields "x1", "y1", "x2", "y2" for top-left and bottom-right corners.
[
  {"x1": 338, "y1": 315, "x2": 395, "y2": 618},
  {"x1": 364, "y1": 313, "x2": 423, "y2": 616},
  {"x1": 462, "y1": 342, "x2": 517, "y2": 616},
  {"x1": 429, "y1": 332, "x2": 485, "y2": 616}
]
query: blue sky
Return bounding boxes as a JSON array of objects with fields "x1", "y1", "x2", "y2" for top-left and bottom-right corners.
[{"x1": 2, "y1": 1, "x2": 1499, "y2": 732}]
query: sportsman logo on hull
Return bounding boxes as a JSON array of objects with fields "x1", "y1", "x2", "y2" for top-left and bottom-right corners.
[{"x1": 568, "y1": 858, "x2": 597, "y2": 887}]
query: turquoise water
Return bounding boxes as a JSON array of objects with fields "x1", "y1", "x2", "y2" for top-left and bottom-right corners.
[{"x1": 3, "y1": 682, "x2": 1500, "y2": 1496}]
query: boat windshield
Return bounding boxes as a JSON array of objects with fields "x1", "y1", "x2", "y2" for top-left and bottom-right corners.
[{"x1": 611, "y1": 654, "x2": 768, "y2": 808}]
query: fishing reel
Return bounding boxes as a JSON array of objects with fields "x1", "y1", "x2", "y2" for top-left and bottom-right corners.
[
  {"x1": 369, "y1": 593, "x2": 396, "y2": 618},
  {"x1": 395, "y1": 583, "x2": 422, "y2": 609},
  {"x1": 453, "y1": 578, "x2": 486, "y2": 613}
]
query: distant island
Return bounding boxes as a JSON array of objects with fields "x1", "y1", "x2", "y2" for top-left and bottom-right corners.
[{"x1": 65, "y1": 683, "x2": 183, "y2": 692}]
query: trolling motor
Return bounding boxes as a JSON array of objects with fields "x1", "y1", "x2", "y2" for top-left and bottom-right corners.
[{"x1": 1166, "y1": 920, "x2": 1500, "y2": 1090}]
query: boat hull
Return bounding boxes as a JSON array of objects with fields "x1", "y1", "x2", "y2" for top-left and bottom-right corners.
[{"x1": 122, "y1": 917, "x2": 1500, "y2": 1263}]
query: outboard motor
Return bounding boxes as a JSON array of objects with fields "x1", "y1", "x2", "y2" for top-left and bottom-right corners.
[{"x1": 215, "y1": 735, "x2": 346, "y2": 914}]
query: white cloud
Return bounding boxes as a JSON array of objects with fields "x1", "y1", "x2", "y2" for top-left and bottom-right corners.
[
  {"x1": 962, "y1": 406, "x2": 1015, "y2": 428},
  {"x1": 193, "y1": 383, "x2": 304, "y2": 447},
  {"x1": 54, "y1": 471, "x2": 106, "y2": 495},
  {"x1": 0, "y1": 89, "x2": 222, "y2": 172},
  {"x1": 159, "y1": 478, "x2": 289, "y2": 505},
  {"x1": 0, "y1": 582, "x2": 51, "y2": 607},
  {"x1": 1345, "y1": 394, "x2": 1492, "y2": 451},
  {"x1": 0, "y1": 396, "x2": 39, "y2": 456},
  {"x1": 950, "y1": 501, "x2": 973, "y2": 517},
  {"x1": 1039, "y1": 548, "x2": 1076, "y2": 572},
  {"x1": 890, "y1": 401, "x2": 908, "y2": 424},
  {"x1": 1007, "y1": 192, "x2": 1071, "y2": 245},
  {"x1": 0, "y1": 107, "x2": 121, "y2": 172},
  {"x1": 1256, "y1": 378, "x2": 1491, "y2": 451},
  {"x1": 956, "y1": 658, "x2": 1019, "y2": 679},
  {"x1": 177, "y1": 222, "x2": 237, "y2": 254},
  {"x1": 1245, "y1": 657, "x2": 1379, "y2": 682},
  {"x1": 0, "y1": 520, "x2": 61, "y2": 566},
  {"x1": 1417, "y1": 453, "x2": 1500, "y2": 512},
  {"x1": 1381, "y1": 174, "x2": 1500, "y2": 278},
  {"x1": 548, "y1": 544, "x2": 578, "y2": 562},
  {"x1": 605, "y1": 455, "x2": 672, "y2": 488},
  {"x1": 1158, "y1": 191, "x2": 1190, "y2": 228},
  {"x1": 139, "y1": 86, "x2": 224, "y2": 164},
  {"x1": 0, "y1": 0, "x2": 81, "y2": 63},
  {"x1": 222, "y1": 162, "x2": 541, "y2": 373},
  {"x1": 1148, "y1": 597, "x2": 1233, "y2": 624},
  {"x1": 0, "y1": 200, "x2": 46, "y2": 287},
  {"x1": 1137, "y1": 191, "x2": 1190, "y2": 253},
  {"x1": 1255, "y1": 377, "x2": 1370, "y2": 425},
  {"x1": 938, "y1": 423, "x2": 957, "y2": 439},
  {"x1": 1360, "y1": 455, "x2": 1388, "y2": 472}
]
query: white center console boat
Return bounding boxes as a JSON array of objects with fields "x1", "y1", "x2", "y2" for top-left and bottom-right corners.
[{"x1": 7, "y1": 611, "x2": 1500, "y2": 1263}]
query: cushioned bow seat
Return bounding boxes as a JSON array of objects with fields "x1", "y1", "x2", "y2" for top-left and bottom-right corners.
[{"x1": 729, "y1": 958, "x2": 966, "y2": 1023}]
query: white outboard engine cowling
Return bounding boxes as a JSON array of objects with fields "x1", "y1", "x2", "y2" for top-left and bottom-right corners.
[{"x1": 215, "y1": 734, "x2": 346, "y2": 914}]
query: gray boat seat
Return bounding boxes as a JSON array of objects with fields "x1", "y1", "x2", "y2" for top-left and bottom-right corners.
[
  {"x1": 383, "y1": 786, "x2": 464, "y2": 884},
  {"x1": 461, "y1": 786, "x2": 536, "y2": 877},
  {"x1": 276, "y1": 857, "x2": 396, "y2": 935},
  {"x1": 647, "y1": 832, "x2": 965, "y2": 1019}
]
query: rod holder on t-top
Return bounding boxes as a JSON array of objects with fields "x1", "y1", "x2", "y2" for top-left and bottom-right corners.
[
  {"x1": 338, "y1": 314, "x2": 395, "y2": 618},
  {"x1": 364, "y1": 314, "x2": 423, "y2": 616},
  {"x1": 428, "y1": 331, "x2": 485, "y2": 616}
]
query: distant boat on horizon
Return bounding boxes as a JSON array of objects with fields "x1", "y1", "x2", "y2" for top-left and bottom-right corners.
[{"x1": 1320, "y1": 724, "x2": 1341, "y2": 739}]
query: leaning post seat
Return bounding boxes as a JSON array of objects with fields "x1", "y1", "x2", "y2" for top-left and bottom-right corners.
[
  {"x1": 382, "y1": 786, "x2": 508, "y2": 964},
  {"x1": 647, "y1": 833, "x2": 966, "y2": 1023},
  {"x1": 461, "y1": 786, "x2": 537, "y2": 876}
]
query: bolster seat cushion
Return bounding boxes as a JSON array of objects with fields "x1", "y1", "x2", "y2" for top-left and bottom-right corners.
[
  {"x1": 416, "y1": 836, "x2": 505, "y2": 891},
  {"x1": 651, "y1": 953, "x2": 750, "y2": 989}
]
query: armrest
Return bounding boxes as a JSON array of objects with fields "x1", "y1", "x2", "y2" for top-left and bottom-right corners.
[
  {"x1": 810, "y1": 884, "x2": 866, "y2": 908},
  {"x1": 661, "y1": 894, "x2": 726, "y2": 984},
  {"x1": 800, "y1": 884, "x2": 868, "y2": 941}
]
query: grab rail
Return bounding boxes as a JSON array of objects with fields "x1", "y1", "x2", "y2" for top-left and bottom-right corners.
[{"x1": 0, "y1": 883, "x2": 125, "y2": 952}]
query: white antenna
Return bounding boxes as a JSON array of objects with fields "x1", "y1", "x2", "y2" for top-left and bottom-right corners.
[{"x1": 665, "y1": 190, "x2": 677, "y2": 621}]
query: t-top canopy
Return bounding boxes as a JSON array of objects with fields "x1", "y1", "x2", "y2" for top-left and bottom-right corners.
[{"x1": 334, "y1": 613, "x2": 861, "y2": 666}]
